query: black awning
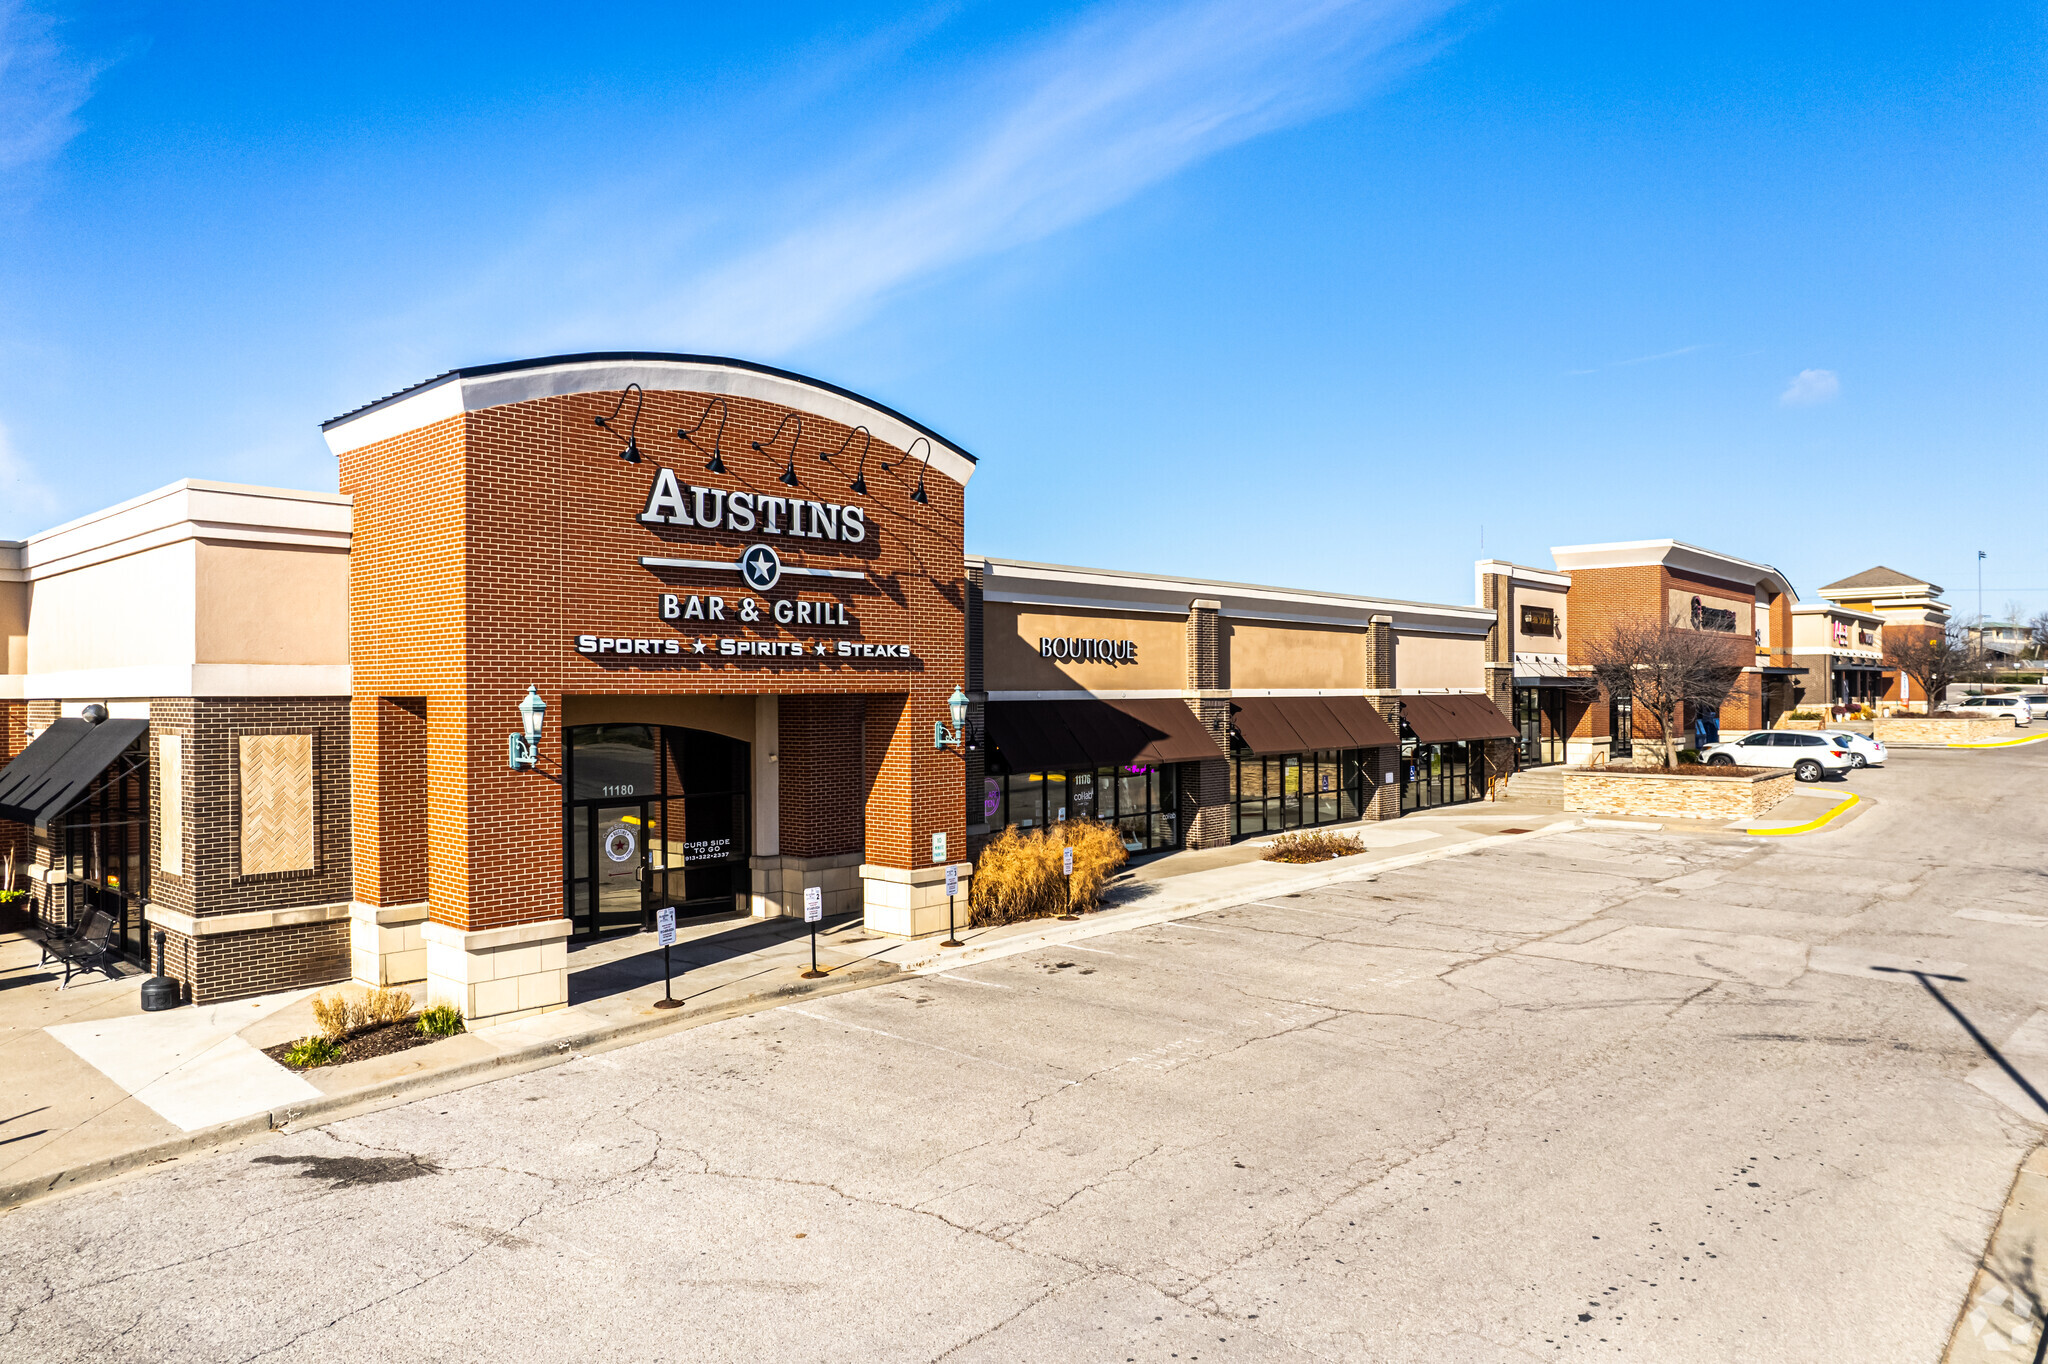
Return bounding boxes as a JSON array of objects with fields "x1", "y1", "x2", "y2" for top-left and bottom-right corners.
[
  {"x1": 1229, "y1": 697, "x2": 1398, "y2": 755},
  {"x1": 0, "y1": 718, "x2": 148, "y2": 830},
  {"x1": 986, "y1": 699, "x2": 1226, "y2": 772}
]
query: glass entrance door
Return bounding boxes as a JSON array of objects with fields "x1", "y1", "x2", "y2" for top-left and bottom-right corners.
[{"x1": 593, "y1": 803, "x2": 649, "y2": 934}]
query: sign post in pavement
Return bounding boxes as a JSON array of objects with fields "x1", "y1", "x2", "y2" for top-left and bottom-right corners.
[
  {"x1": 1057, "y1": 843, "x2": 1077, "y2": 920},
  {"x1": 800, "y1": 885, "x2": 826, "y2": 978},
  {"x1": 653, "y1": 906, "x2": 682, "y2": 1009},
  {"x1": 941, "y1": 863, "x2": 962, "y2": 947}
]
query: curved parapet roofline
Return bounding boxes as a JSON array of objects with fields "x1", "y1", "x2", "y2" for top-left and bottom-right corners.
[{"x1": 320, "y1": 352, "x2": 979, "y2": 486}]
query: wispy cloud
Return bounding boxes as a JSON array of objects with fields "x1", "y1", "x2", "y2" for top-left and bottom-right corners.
[
  {"x1": 520, "y1": 0, "x2": 1458, "y2": 357},
  {"x1": 1565, "y1": 343, "x2": 1712, "y2": 376},
  {"x1": 0, "y1": 417, "x2": 59, "y2": 534},
  {"x1": 0, "y1": 1, "x2": 97, "y2": 177},
  {"x1": 1780, "y1": 367, "x2": 1840, "y2": 406}
]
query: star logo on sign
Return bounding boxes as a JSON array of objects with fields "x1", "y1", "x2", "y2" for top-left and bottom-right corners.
[
  {"x1": 814, "y1": 643, "x2": 826, "y2": 656},
  {"x1": 740, "y1": 543, "x2": 781, "y2": 592},
  {"x1": 692, "y1": 639, "x2": 706, "y2": 653}
]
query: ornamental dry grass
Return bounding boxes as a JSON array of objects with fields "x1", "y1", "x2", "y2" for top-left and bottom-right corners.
[
  {"x1": 1262, "y1": 829, "x2": 1369, "y2": 863},
  {"x1": 970, "y1": 819, "x2": 1128, "y2": 926},
  {"x1": 310, "y1": 987, "x2": 414, "y2": 1041}
]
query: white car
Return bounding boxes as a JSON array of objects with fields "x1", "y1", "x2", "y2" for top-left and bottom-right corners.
[
  {"x1": 1826, "y1": 732, "x2": 1886, "y2": 768},
  {"x1": 1702, "y1": 731, "x2": 1859, "y2": 782},
  {"x1": 1953, "y1": 695, "x2": 2033, "y2": 725}
]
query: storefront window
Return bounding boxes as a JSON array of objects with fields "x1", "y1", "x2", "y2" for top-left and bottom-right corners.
[
  {"x1": 989, "y1": 764, "x2": 1180, "y2": 853},
  {"x1": 58, "y1": 736, "x2": 151, "y2": 959},
  {"x1": 1399, "y1": 737, "x2": 1477, "y2": 812},
  {"x1": 1228, "y1": 748, "x2": 1361, "y2": 838}
]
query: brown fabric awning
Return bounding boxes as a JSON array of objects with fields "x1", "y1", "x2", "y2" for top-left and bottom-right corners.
[
  {"x1": 1401, "y1": 694, "x2": 1518, "y2": 743},
  {"x1": 1229, "y1": 696, "x2": 1398, "y2": 755},
  {"x1": 985, "y1": 699, "x2": 1226, "y2": 772}
]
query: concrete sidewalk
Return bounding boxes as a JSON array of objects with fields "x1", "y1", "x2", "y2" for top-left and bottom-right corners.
[{"x1": 0, "y1": 803, "x2": 1577, "y2": 1208}]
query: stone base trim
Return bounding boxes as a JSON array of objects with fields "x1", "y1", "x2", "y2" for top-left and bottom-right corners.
[
  {"x1": 421, "y1": 918, "x2": 571, "y2": 1027},
  {"x1": 749, "y1": 852, "x2": 862, "y2": 920},
  {"x1": 349, "y1": 900, "x2": 429, "y2": 989},
  {"x1": 861, "y1": 862, "x2": 975, "y2": 940},
  {"x1": 144, "y1": 901, "x2": 350, "y2": 938}
]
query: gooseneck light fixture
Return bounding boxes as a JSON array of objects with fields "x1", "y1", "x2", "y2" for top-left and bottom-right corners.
[
  {"x1": 934, "y1": 686, "x2": 971, "y2": 751},
  {"x1": 677, "y1": 397, "x2": 730, "y2": 474},
  {"x1": 880, "y1": 436, "x2": 937, "y2": 504},
  {"x1": 594, "y1": 384, "x2": 646, "y2": 464},
  {"x1": 753, "y1": 412, "x2": 804, "y2": 489},
  {"x1": 819, "y1": 424, "x2": 872, "y2": 492},
  {"x1": 507, "y1": 685, "x2": 548, "y2": 771}
]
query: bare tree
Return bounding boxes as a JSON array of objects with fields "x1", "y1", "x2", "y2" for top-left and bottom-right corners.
[
  {"x1": 1584, "y1": 611, "x2": 1745, "y2": 768},
  {"x1": 2030, "y1": 610, "x2": 2048, "y2": 661},
  {"x1": 1883, "y1": 619, "x2": 1971, "y2": 711}
]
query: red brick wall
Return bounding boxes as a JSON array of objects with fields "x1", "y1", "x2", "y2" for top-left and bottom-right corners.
[
  {"x1": 351, "y1": 695, "x2": 427, "y2": 906},
  {"x1": 778, "y1": 693, "x2": 866, "y2": 857},
  {"x1": 341, "y1": 387, "x2": 968, "y2": 932}
]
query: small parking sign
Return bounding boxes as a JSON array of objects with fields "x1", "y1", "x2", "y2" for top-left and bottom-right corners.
[
  {"x1": 945, "y1": 864, "x2": 959, "y2": 897},
  {"x1": 1062, "y1": 846, "x2": 1074, "y2": 876},
  {"x1": 656, "y1": 906, "x2": 677, "y2": 947},
  {"x1": 804, "y1": 885, "x2": 823, "y2": 923}
]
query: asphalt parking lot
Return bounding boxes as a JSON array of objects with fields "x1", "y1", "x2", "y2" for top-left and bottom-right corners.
[{"x1": 3, "y1": 742, "x2": 2044, "y2": 1362}]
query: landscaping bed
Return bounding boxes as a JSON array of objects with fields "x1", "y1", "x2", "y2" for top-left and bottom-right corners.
[
  {"x1": 1262, "y1": 830, "x2": 1368, "y2": 863},
  {"x1": 262, "y1": 1018, "x2": 447, "y2": 1070}
]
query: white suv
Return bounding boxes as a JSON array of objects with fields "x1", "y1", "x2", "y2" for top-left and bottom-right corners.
[
  {"x1": 1953, "y1": 695, "x2": 2033, "y2": 726},
  {"x1": 1702, "y1": 731, "x2": 1859, "y2": 782}
]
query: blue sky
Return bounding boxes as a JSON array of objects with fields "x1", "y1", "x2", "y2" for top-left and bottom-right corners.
[{"x1": 2, "y1": 1, "x2": 2043, "y2": 616}]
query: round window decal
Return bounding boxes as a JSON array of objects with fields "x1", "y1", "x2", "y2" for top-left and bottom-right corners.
[{"x1": 603, "y1": 827, "x2": 637, "y2": 863}]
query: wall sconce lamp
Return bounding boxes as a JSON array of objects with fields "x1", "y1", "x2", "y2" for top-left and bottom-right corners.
[
  {"x1": 881, "y1": 436, "x2": 936, "y2": 504},
  {"x1": 819, "y1": 426, "x2": 872, "y2": 495},
  {"x1": 934, "y1": 686, "x2": 971, "y2": 751},
  {"x1": 753, "y1": 413, "x2": 804, "y2": 489},
  {"x1": 677, "y1": 397, "x2": 729, "y2": 474},
  {"x1": 594, "y1": 384, "x2": 646, "y2": 464},
  {"x1": 507, "y1": 686, "x2": 548, "y2": 770}
]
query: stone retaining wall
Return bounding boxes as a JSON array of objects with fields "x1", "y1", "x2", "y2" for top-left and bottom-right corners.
[
  {"x1": 1873, "y1": 715, "x2": 2023, "y2": 746},
  {"x1": 1564, "y1": 768, "x2": 1797, "y2": 820}
]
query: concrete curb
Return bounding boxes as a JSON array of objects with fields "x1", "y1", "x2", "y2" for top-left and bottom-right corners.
[
  {"x1": 0, "y1": 960, "x2": 893, "y2": 1213},
  {"x1": 1746, "y1": 793, "x2": 1862, "y2": 837}
]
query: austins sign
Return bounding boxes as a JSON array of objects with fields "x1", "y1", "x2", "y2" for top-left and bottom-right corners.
[{"x1": 574, "y1": 464, "x2": 916, "y2": 666}]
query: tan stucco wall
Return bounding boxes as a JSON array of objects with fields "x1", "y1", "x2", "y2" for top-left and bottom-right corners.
[
  {"x1": 27, "y1": 541, "x2": 199, "y2": 674},
  {"x1": 1791, "y1": 612, "x2": 1877, "y2": 651},
  {"x1": 1224, "y1": 621, "x2": 1367, "y2": 691},
  {"x1": 1513, "y1": 584, "x2": 1568, "y2": 651},
  {"x1": 986, "y1": 603, "x2": 1186, "y2": 692},
  {"x1": 560, "y1": 694, "x2": 756, "y2": 743},
  {"x1": 1393, "y1": 630, "x2": 1482, "y2": 691},
  {"x1": 0, "y1": 579, "x2": 25, "y2": 674},
  {"x1": 1665, "y1": 586, "x2": 1752, "y2": 637},
  {"x1": 195, "y1": 543, "x2": 349, "y2": 666}
]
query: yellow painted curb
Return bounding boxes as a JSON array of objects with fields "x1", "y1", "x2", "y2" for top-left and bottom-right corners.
[
  {"x1": 1948, "y1": 732, "x2": 2048, "y2": 749},
  {"x1": 1748, "y1": 793, "x2": 1860, "y2": 837}
]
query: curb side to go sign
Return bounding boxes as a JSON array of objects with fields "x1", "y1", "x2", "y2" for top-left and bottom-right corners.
[
  {"x1": 804, "y1": 885, "x2": 822, "y2": 923},
  {"x1": 656, "y1": 906, "x2": 677, "y2": 947},
  {"x1": 1062, "y1": 846, "x2": 1074, "y2": 875}
]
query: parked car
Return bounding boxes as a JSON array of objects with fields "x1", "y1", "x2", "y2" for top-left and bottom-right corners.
[
  {"x1": 1953, "y1": 695, "x2": 2033, "y2": 725},
  {"x1": 2015, "y1": 693, "x2": 2048, "y2": 717},
  {"x1": 1826, "y1": 732, "x2": 1887, "y2": 768},
  {"x1": 1702, "y1": 731, "x2": 1859, "y2": 782}
]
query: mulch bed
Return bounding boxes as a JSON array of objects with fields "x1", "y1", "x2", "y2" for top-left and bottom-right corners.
[{"x1": 263, "y1": 1018, "x2": 450, "y2": 1070}]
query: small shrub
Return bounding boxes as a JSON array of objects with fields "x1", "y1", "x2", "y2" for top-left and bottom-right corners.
[
  {"x1": 1263, "y1": 830, "x2": 1368, "y2": 864},
  {"x1": 1676, "y1": 748, "x2": 1705, "y2": 764},
  {"x1": 1787, "y1": 709, "x2": 1822, "y2": 720},
  {"x1": 969, "y1": 819, "x2": 1128, "y2": 926},
  {"x1": 363, "y1": 987, "x2": 413, "y2": 1026},
  {"x1": 416, "y1": 1002, "x2": 466, "y2": 1037},
  {"x1": 309, "y1": 991, "x2": 359, "y2": 1041},
  {"x1": 0, "y1": 889, "x2": 24, "y2": 907},
  {"x1": 283, "y1": 1035, "x2": 340, "y2": 1069}
]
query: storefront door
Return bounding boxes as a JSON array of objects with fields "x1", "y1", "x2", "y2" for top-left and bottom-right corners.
[{"x1": 594, "y1": 803, "x2": 649, "y2": 935}]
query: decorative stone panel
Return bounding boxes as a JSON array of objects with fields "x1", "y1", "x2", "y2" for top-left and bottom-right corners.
[{"x1": 240, "y1": 734, "x2": 315, "y2": 874}]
